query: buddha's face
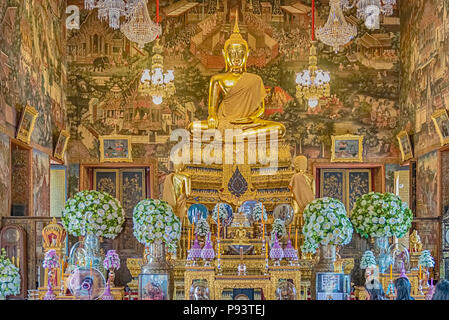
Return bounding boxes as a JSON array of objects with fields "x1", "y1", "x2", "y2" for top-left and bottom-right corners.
[{"x1": 224, "y1": 43, "x2": 249, "y2": 71}]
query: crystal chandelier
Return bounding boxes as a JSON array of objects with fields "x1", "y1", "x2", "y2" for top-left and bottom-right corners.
[
  {"x1": 296, "y1": 0, "x2": 330, "y2": 109},
  {"x1": 120, "y1": 0, "x2": 161, "y2": 48},
  {"x1": 316, "y1": 0, "x2": 357, "y2": 52},
  {"x1": 139, "y1": 40, "x2": 175, "y2": 105}
]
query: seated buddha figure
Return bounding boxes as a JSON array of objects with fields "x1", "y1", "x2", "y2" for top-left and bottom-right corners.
[{"x1": 188, "y1": 13, "x2": 285, "y2": 139}]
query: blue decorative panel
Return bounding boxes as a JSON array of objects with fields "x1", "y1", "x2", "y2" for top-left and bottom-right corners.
[
  {"x1": 348, "y1": 171, "x2": 370, "y2": 211},
  {"x1": 321, "y1": 171, "x2": 344, "y2": 203}
]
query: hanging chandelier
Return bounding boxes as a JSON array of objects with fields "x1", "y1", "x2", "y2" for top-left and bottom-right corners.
[
  {"x1": 120, "y1": 0, "x2": 161, "y2": 48},
  {"x1": 296, "y1": 0, "x2": 331, "y2": 109},
  {"x1": 316, "y1": 0, "x2": 357, "y2": 52},
  {"x1": 139, "y1": 39, "x2": 175, "y2": 105}
]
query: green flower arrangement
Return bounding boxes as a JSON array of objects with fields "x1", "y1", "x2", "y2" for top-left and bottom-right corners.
[
  {"x1": 133, "y1": 199, "x2": 181, "y2": 254},
  {"x1": 360, "y1": 250, "x2": 377, "y2": 269},
  {"x1": 62, "y1": 190, "x2": 125, "y2": 239},
  {"x1": 195, "y1": 218, "x2": 210, "y2": 237},
  {"x1": 350, "y1": 192, "x2": 413, "y2": 239},
  {"x1": 418, "y1": 250, "x2": 435, "y2": 269},
  {"x1": 302, "y1": 198, "x2": 353, "y2": 253},
  {"x1": 251, "y1": 202, "x2": 268, "y2": 222},
  {"x1": 0, "y1": 248, "x2": 21, "y2": 298}
]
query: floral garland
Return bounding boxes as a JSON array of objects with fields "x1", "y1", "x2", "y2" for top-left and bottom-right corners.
[
  {"x1": 0, "y1": 248, "x2": 21, "y2": 297},
  {"x1": 302, "y1": 197, "x2": 353, "y2": 253},
  {"x1": 104, "y1": 250, "x2": 120, "y2": 270},
  {"x1": 195, "y1": 218, "x2": 210, "y2": 237},
  {"x1": 251, "y1": 202, "x2": 268, "y2": 222},
  {"x1": 42, "y1": 249, "x2": 60, "y2": 269},
  {"x1": 418, "y1": 250, "x2": 435, "y2": 269},
  {"x1": 133, "y1": 199, "x2": 181, "y2": 254},
  {"x1": 211, "y1": 203, "x2": 229, "y2": 223},
  {"x1": 350, "y1": 192, "x2": 413, "y2": 239},
  {"x1": 301, "y1": 240, "x2": 318, "y2": 254},
  {"x1": 62, "y1": 190, "x2": 125, "y2": 239}
]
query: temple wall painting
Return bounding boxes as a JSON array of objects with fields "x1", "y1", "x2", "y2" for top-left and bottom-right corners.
[
  {"x1": 0, "y1": 132, "x2": 10, "y2": 217},
  {"x1": 32, "y1": 150, "x2": 50, "y2": 217},
  {"x1": 400, "y1": 0, "x2": 449, "y2": 157},
  {"x1": 65, "y1": 0, "x2": 404, "y2": 179}
]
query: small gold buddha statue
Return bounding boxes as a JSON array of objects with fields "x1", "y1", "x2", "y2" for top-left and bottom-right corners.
[
  {"x1": 409, "y1": 230, "x2": 423, "y2": 253},
  {"x1": 289, "y1": 156, "x2": 315, "y2": 227},
  {"x1": 188, "y1": 11, "x2": 285, "y2": 139},
  {"x1": 162, "y1": 162, "x2": 191, "y2": 221}
]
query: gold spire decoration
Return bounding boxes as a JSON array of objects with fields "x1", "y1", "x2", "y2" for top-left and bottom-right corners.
[{"x1": 224, "y1": 10, "x2": 248, "y2": 51}]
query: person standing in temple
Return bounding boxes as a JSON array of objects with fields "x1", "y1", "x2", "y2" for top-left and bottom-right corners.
[
  {"x1": 394, "y1": 276, "x2": 414, "y2": 300},
  {"x1": 432, "y1": 279, "x2": 449, "y2": 300}
]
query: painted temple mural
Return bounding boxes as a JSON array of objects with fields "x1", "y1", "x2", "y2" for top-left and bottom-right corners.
[
  {"x1": 0, "y1": 132, "x2": 10, "y2": 218},
  {"x1": 65, "y1": 0, "x2": 403, "y2": 183},
  {"x1": 0, "y1": 0, "x2": 67, "y2": 151}
]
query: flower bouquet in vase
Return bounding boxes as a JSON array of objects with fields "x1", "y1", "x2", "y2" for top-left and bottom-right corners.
[
  {"x1": 350, "y1": 192, "x2": 413, "y2": 273},
  {"x1": 302, "y1": 197, "x2": 353, "y2": 271},
  {"x1": 418, "y1": 250, "x2": 435, "y2": 288},
  {"x1": 62, "y1": 190, "x2": 125, "y2": 273},
  {"x1": 102, "y1": 249, "x2": 120, "y2": 300},
  {"x1": 270, "y1": 218, "x2": 287, "y2": 245},
  {"x1": 133, "y1": 199, "x2": 181, "y2": 300},
  {"x1": 0, "y1": 248, "x2": 21, "y2": 300}
]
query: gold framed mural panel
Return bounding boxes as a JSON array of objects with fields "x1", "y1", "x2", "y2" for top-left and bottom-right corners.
[
  {"x1": 99, "y1": 135, "x2": 133, "y2": 163},
  {"x1": 431, "y1": 109, "x2": 449, "y2": 146},
  {"x1": 331, "y1": 134, "x2": 364, "y2": 163},
  {"x1": 119, "y1": 168, "x2": 146, "y2": 217},
  {"x1": 54, "y1": 130, "x2": 70, "y2": 160},
  {"x1": 397, "y1": 130, "x2": 413, "y2": 162},
  {"x1": 16, "y1": 105, "x2": 38, "y2": 145}
]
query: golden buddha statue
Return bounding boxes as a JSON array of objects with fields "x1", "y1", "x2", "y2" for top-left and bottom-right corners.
[
  {"x1": 188, "y1": 12, "x2": 285, "y2": 138},
  {"x1": 409, "y1": 230, "x2": 423, "y2": 253},
  {"x1": 289, "y1": 156, "x2": 315, "y2": 227},
  {"x1": 162, "y1": 162, "x2": 191, "y2": 221}
]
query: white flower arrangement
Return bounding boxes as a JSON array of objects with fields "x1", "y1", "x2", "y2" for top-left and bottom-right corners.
[
  {"x1": 62, "y1": 190, "x2": 125, "y2": 239},
  {"x1": 418, "y1": 250, "x2": 435, "y2": 269},
  {"x1": 0, "y1": 248, "x2": 21, "y2": 297},
  {"x1": 211, "y1": 203, "x2": 229, "y2": 222},
  {"x1": 104, "y1": 250, "x2": 120, "y2": 270},
  {"x1": 302, "y1": 198, "x2": 353, "y2": 253},
  {"x1": 360, "y1": 250, "x2": 377, "y2": 269},
  {"x1": 133, "y1": 199, "x2": 181, "y2": 254},
  {"x1": 271, "y1": 218, "x2": 287, "y2": 240},
  {"x1": 195, "y1": 218, "x2": 210, "y2": 237},
  {"x1": 251, "y1": 202, "x2": 268, "y2": 222},
  {"x1": 350, "y1": 192, "x2": 413, "y2": 239}
]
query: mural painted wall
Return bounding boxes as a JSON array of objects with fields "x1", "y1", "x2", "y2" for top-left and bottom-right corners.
[
  {"x1": 33, "y1": 150, "x2": 50, "y2": 217},
  {"x1": 65, "y1": 0, "x2": 404, "y2": 184},
  {"x1": 0, "y1": 0, "x2": 67, "y2": 218},
  {"x1": 0, "y1": 132, "x2": 10, "y2": 217}
]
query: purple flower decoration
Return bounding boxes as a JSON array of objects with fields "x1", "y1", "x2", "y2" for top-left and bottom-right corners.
[
  {"x1": 270, "y1": 233, "x2": 284, "y2": 262},
  {"x1": 201, "y1": 232, "x2": 215, "y2": 261},
  {"x1": 104, "y1": 250, "x2": 121, "y2": 270},
  {"x1": 188, "y1": 235, "x2": 202, "y2": 261},
  {"x1": 283, "y1": 238, "x2": 298, "y2": 261},
  {"x1": 42, "y1": 249, "x2": 60, "y2": 269}
]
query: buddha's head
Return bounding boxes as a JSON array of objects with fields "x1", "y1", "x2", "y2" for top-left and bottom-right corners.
[
  {"x1": 173, "y1": 162, "x2": 186, "y2": 173},
  {"x1": 223, "y1": 12, "x2": 249, "y2": 72},
  {"x1": 293, "y1": 155, "x2": 308, "y2": 172}
]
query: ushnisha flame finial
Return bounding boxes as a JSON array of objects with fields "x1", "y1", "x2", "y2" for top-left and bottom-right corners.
[{"x1": 224, "y1": 9, "x2": 248, "y2": 51}]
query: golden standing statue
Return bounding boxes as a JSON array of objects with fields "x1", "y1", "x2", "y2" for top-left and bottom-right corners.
[
  {"x1": 162, "y1": 163, "x2": 191, "y2": 221},
  {"x1": 289, "y1": 156, "x2": 315, "y2": 224},
  {"x1": 188, "y1": 12, "x2": 285, "y2": 138}
]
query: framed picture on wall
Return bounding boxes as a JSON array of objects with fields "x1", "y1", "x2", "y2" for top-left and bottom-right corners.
[
  {"x1": 331, "y1": 134, "x2": 363, "y2": 163},
  {"x1": 99, "y1": 135, "x2": 132, "y2": 163},
  {"x1": 54, "y1": 130, "x2": 70, "y2": 160},
  {"x1": 397, "y1": 130, "x2": 413, "y2": 162},
  {"x1": 16, "y1": 105, "x2": 38, "y2": 144},
  {"x1": 431, "y1": 109, "x2": 449, "y2": 146}
]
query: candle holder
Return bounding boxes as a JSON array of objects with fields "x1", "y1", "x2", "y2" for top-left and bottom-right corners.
[{"x1": 418, "y1": 279, "x2": 424, "y2": 295}]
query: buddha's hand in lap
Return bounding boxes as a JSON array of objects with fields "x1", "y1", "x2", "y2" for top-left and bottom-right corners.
[{"x1": 230, "y1": 117, "x2": 255, "y2": 124}]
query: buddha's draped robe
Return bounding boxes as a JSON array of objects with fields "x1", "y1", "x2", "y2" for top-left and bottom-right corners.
[
  {"x1": 289, "y1": 172, "x2": 315, "y2": 213},
  {"x1": 218, "y1": 72, "x2": 267, "y2": 123}
]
